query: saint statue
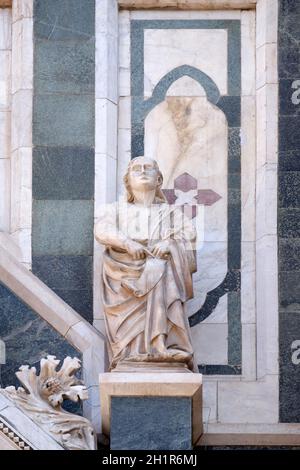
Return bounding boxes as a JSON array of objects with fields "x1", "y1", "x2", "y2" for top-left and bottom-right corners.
[{"x1": 95, "y1": 157, "x2": 197, "y2": 373}]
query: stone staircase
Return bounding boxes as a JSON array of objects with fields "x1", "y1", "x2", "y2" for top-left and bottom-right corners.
[{"x1": 0, "y1": 232, "x2": 105, "y2": 449}]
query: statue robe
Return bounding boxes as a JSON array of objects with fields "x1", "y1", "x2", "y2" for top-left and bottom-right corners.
[{"x1": 95, "y1": 198, "x2": 197, "y2": 371}]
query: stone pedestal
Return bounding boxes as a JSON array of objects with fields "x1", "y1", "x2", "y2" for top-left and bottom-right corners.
[{"x1": 99, "y1": 373, "x2": 202, "y2": 450}]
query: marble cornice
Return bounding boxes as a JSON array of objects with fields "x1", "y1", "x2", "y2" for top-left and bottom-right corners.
[
  {"x1": 0, "y1": 418, "x2": 31, "y2": 450},
  {"x1": 118, "y1": 0, "x2": 256, "y2": 10}
]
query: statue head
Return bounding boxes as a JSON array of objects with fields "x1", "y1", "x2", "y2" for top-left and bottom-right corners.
[{"x1": 123, "y1": 156, "x2": 167, "y2": 203}]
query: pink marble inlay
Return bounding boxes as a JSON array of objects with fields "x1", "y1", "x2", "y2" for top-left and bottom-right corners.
[
  {"x1": 174, "y1": 172, "x2": 198, "y2": 192},
  {"x1": 196, "y1": 189, "x2": 222, "y2": 206},
  {"x1": 162, "y1": 172, "x2": 222, "y2": 219}
]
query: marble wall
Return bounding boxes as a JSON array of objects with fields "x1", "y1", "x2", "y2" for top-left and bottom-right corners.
[
  {"x1": 3, "y1": 0, "x2": 299, "y2": 434},
  {"x1": 9, "y1": 0, "x2": 34, "y2": 269},
  {"x1": 0, "y1": 8, "x2": 11, "y2": 233},
  {"x1": 0, "y1": 282, "x2": 79, "y2": 390},
  {"x1": 0, "y1": 3, "x2": 85, "y2": 398},
  {"x1": 278, "y1": 0, "x2": 300, "y2": 423},
  {"x1": 113, "y1": 3, "x2": 282, "y2": 430},
  {"x1": 32, "y1": 0, "x2": 96, "y2": 323},
  {"x1": 117, "y1": 10, "x2": 257, "y2": 378}
]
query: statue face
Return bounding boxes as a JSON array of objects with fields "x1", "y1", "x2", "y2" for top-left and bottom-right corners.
[{"x1": 128, "y1": 157, "x2": 160, "y2": 193}]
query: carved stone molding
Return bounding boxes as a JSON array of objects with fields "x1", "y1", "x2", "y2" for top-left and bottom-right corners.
[
  {"x1": 0, "y1": 418, "x2": 32, "y2": 450},
  {"x1": 2, "y1": 356, "x2": 97, "y2": 450},
  {"x1": 118, "y1": 0, "x2": 256, "y2": 10}
]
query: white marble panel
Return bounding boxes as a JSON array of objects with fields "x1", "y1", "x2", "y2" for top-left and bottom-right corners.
[
  {"x1": 166, "y1": 76, "x2": 206, "y2": 97},
  {"x1": 242, "y1": 323, "x2": 256, "y2": 381},
  {"x1": 256, "y1": 164, "x2": 277, "y2": 240},
  {"x1": 11, "y1": 90, "x2": 32, "y2": 151},
  {"x1": 118, "y1": 96, "x2": 131, "y2": 129},
  {"x1": 241, "y1": 96, "x2": 256, "y2": 242},
  {"x1": 12, "y1": 0, "x2": 33, "y2": 23},
  {"x1": 10, "y1": 148, "x2": 32, "y2": 233},
  {"x1": 256, "y1": 234, "x2": 279, "y2": 377},
  {"x1": 117, "y1": 129, "x2": 131, "y2": 197},
  {"x1": 255, "y1": 0, "x2": 278, "y2": 384},
  {"x1": 119, "y1": 10, "x2": 130, "y2": 97},
  {"x1": 144, "y1": 28, "x2": 227, "y2": 97},
  {"x1": 241, "y1": 10, "x2": 256, "y2": 96},
  {"x1": 202, "y1": 408, "x2": 210, "y2": 431},
  {"x1": 9, "y1": 11, "x2": 33, "y2": 268},
  {"x1": 218, "y1": 375, "x2": 279, "y2": 423},
  {"x1": 96, "y1": 32, "x2": 118, "y2": 102},
  {"x1": 96, "y1": 0, "x2": 118, "y2": 36},
  {"x1": 93, "y1": 318, "x2": 106, "y2": 334},
  {"x1": 256, "y1": 43, "x2": 278, "y2": 90},
  {"x1": 203, "y1": 380, "x2": 217, "y2": 423},
  {"x1": 93, "y1": 242, "x2": 104, "y2": 322},
  {"x1": 256, "y1": 84, "x2": 278, "y2": 169},
  {"x1": 0, "y1": 159, "x2": 10, "y2": 231},
  {"x1": 0, "y1": 9, "x2": 12, "y2": 246},
  {"x1": 95, "y1": 2, "x2": 119, "y2": 326},
  {"x1": 95, "y1": 99, "x2": 118, "y2": 159},
  {"x1": 94, "y1": 153, "x2": 117, "y2": 218},
  {"x1": 0, "y1": 111, "x2": 11, "y2": 159},
  {"x1": 10, "y1": 228, "x2": 32, "y2": 264},
  {"x1": 241, "y1": 241, "x2": 256, "y2": 324},
  {"x1": 82, "y1": 385, "x2": 102, "y2": 434},
  {"x1": 0, "y1": 9, "x2": 12, "y2": 50},
  {"x1": 11, "y1": 18, "x2": 33, "y2": 94},
  {"x1": 130, "y1": 10, "x2": 241, "y2": 20},
  {"x1": 191, "y1": 323, "x2": 228, "y2": 365},
  {"x1": 0, "y1": 51, "x2": 11, "y2": 111},
  {"x1": 207, "y1": 422, "x2": 300, "y2": 434},
  {"x1": 94, "y1": 118, "x2": 117, "y2": 323},
  {"x1": 96, "y1": 0, "x2": 118, "y2": 103},
  {"x1": 256, "y1": 0, "x2": 278, "y2": 49},
  {"x1": 238, "y1": 11, "x2": 258, "y2": 387}
]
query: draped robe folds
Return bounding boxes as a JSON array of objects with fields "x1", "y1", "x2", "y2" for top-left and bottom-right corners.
[{"x1": 95, "y1": 198, "x2": 197, "y2": 372}]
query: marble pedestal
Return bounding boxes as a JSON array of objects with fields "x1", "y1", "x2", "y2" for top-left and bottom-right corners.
[{"x1": 99, "y1": 373, "x2": 202, "y2": 450}]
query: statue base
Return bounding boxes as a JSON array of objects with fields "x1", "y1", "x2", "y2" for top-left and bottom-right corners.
[
  {"x1": 112, "y1": 360, "x2": 192, "y2": 373},
  {"x1": 99, "y1": 372, "x2": 202, "y2": 450}
]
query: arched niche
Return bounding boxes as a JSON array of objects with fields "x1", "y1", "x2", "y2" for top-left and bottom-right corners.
[{"x1": 145, "y1": 75, "x2": 228, "y2": 315}]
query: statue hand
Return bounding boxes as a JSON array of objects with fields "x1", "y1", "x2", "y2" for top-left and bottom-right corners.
[
  {"x1": 124, "y1": 239, "x2": 147, "y2": 260},
  {"x1": 150, "y1": 240, "x2": 171, "y2": 259}
]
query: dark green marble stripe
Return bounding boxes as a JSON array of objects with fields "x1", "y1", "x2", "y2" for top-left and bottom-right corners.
[
  {"x1": 32, "y1": 0, "x2": 95, "y2": 323},
  {"x1": 0, "y1": 283, "x2": 80, "y2": 389},
  {"x1": 278, "y1": 0, "x2": 300, "y2": 422}
]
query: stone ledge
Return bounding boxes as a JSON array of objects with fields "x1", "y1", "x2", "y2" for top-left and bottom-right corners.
[
  {"x1": 118, "y1": 0, "x2": 256, "y2": 10},
  {"x1": 197, "y1": 433, "x2": 300, "y2": 446}
]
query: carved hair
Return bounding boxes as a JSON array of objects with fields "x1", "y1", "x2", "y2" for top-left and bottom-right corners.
[{"x1": 123, "y1": 156, "x2": 167, "y2": 203}]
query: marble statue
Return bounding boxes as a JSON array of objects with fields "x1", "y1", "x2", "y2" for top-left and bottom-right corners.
[
  {"x1": 1, "y1": 356, "x2": 96, "y2": 450},
  {"x1": 95, "y1": 156, "x2": 197, "y2": 373}
]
